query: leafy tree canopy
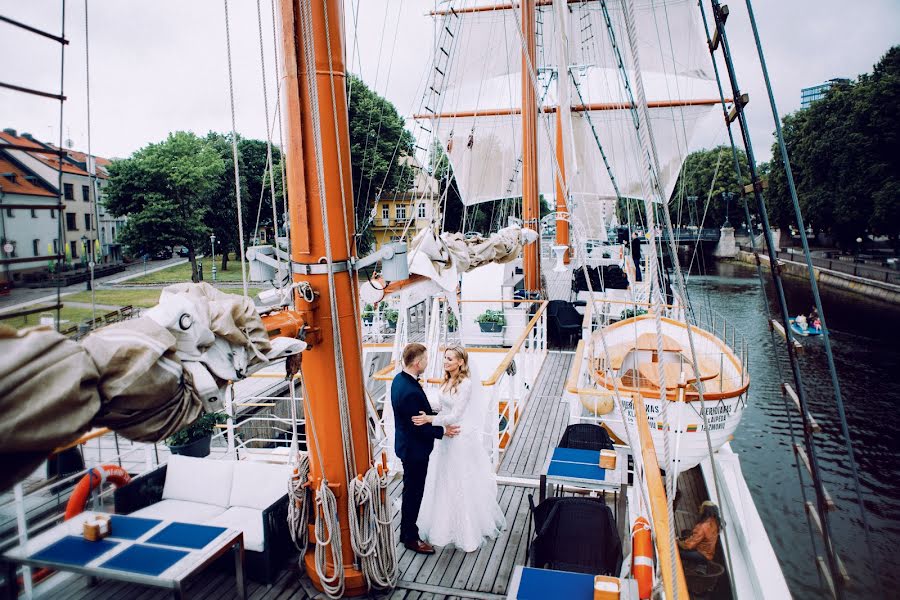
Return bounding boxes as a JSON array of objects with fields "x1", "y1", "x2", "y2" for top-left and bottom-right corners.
[
  {"x1": 105, "y1": 131, "x2": 224, "y2": 280},
  {"x1": 668, "y1": 146, "x2": 752, "y2": 230},
  {"x1": 347, "y1": 74, "x2": 415, "y2": 253},
  {"x1": 767, "y1": 46, "x2": 900, "y2": 247}
]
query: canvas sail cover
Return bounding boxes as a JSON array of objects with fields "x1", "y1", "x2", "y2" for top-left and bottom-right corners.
[{"x1": 419, "y1": 0, "x2": 722, "y2": 211}]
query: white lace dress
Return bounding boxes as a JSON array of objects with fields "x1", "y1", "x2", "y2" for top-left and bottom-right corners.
[{"x1": 417, "y1": 378, "x2": 506, "y2": 552}]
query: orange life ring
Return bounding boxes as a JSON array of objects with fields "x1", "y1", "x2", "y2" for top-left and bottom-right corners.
[
  {"x1": 631, "y1": 516, "x2": 654, "y2": 599},
  {"x1": 64, "y1": 465, "x2": 132, "y2": 520}
]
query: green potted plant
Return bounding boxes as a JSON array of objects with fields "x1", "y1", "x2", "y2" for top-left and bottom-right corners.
[
  {"x1": 476, "y1": 309, "x2": 506, "y2": 333},
  {"x1": 362, "y1": 303, "x2": 375, "y2": 325},
  {"x1": 383, "y1": 306, "x2": 399, "y2": 330},
  {"x1": 447, "y1": 310, "x2": 458, "y2": 332},
  {"x1": 165, "y1": 412, "x2": 227, "y2": 458},
  {"x1": 622, "y1": 308, "x2": 648, "y2": 319}
]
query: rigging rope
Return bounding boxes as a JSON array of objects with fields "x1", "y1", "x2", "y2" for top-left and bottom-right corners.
[
  {"x1": 222, "y1": 0, "x2": 249, "y2": 296},
  {"x1": 84, "y1": 0, "x2": 98, "y2": 326}
]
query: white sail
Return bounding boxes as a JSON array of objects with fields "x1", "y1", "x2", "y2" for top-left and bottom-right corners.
[{"x1": 417, "y1": 0, "x2": 722, "y2": 209}]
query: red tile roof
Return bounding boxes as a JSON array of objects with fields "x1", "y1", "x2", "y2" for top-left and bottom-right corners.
[
  {"x1": 0, "y1": 156, "x2": 57, "y2": 198},
  {"x1": 0, "y1": 131, "x2": 93, "y2": 176}
]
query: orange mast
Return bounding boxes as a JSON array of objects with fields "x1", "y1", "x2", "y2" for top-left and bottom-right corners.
[
  {"x1": 279, "y1": 0, "x2": 369, "y2": 595},
  {"x1": 521, "y1": 0, "x2": 542, "y2": 292},
  {"x1": 554, "y1": 110, "x2": 570, "y2": 263}
]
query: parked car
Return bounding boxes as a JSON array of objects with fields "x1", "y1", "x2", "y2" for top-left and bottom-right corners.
[
  {"x1": 151, "y1": 247, "x2": 173, "y2": 260},
  {"x1": 176, "y1": 246, "x2": 190, "y2": 258}
]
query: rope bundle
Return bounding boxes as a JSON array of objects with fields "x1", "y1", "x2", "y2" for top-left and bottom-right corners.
[{"x1": 287, "y1": 452, "x2": 310, "y2": 552}]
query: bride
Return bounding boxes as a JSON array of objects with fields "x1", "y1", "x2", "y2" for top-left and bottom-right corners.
[{"x1": 412, "y1": 345, "x2": 506, "y2": 552}]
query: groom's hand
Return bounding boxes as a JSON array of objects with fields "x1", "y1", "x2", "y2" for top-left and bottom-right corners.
[{"x1": 444, "y1": 425, "x2": 461, "y2": 438}]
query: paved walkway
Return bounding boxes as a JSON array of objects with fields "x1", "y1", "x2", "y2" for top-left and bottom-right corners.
[{"x1": 0, "y1": 258, "x2": 186, "y2": 314}]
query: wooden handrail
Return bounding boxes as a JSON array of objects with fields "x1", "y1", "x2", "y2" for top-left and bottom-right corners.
[
  {"x1": 632, "y1": 393, "x2": 690, "y2": 599},
  {"x1": 482, "y1": 301, "x2": 548, "y2": 386},
  {"x1": 52, "y1": 427, "x2": 110, "y2": 455}
]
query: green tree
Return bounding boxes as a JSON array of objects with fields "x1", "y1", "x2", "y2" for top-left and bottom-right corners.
[
  {"x1": 105, "y1": 131, "x2": 224, "y2": 281},
  {"x1": 204, "y1": 133, "x2": 283, "y2": 271},
  {"x1": 669, "y1": 146, "x2": 752, "y2": 231},
  {"x1": 767, "y1": 46, "x2": 900, "y2": 248},
  {"x1": 347, "y1": 75, "x2": 415, "y2": 254}
]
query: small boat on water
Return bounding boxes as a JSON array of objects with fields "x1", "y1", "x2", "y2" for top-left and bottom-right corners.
[{"x1": 790, "y1": 317, "x2": 823, "y2": 337}]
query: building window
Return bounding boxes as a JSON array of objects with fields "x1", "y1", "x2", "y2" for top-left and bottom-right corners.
[
  {"x1": 82, "y1": 185, "x2": 90, "y2": 202},
  {"x1": 70, "y1": 240, "x2": 78, "y2": 259},
  {"x1": 53, "y1": 239, "x2": 59, "y2": 254},
  {"x1": 84, "y1": 214, "x2": 91, "y2": 230},
  {"x1": 66, "y1": 213, "x2": 77, "y2": 231},
  {"x1": 417, "y1": 203, "x2": 426, "y2": 219},
  {"x1": 111, "y1": 226, "x2": 116, "y2": 241},
  {"x1": 396, "y1": 204, "x2": 406, "y2": 220},
  {"x1": 381, "y1": 204, "x2": 389, "y2": 220},
  {"x1": 5, "y1": 208, "x2": 13, "y2": 218},
  {"x1": 31, "y1": 209, "x2": 37, "y2": 218},
  {"x1": 64, "y1": 183, "x2": 74, "y2": 200},
  {"x1": 32, "y1": 239, "x2": 39, "y2": 256},
  {"x1": 101, "y1": 227, "x2": 106, "y2": 244},
  {"x1": 50, "y1": 209, "x2": 56, "y2": 219}
]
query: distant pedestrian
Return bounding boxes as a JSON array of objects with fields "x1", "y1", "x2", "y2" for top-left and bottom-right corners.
[{"x1": 629, "y1": 232, "x2": 642, "y2": 282}]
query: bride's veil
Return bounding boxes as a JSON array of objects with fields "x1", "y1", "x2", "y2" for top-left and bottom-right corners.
[{"x1": 464, "y1": 358, "x2": 494, "y2": 453}]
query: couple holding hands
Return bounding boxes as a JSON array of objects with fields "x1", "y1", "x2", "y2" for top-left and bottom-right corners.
[{"x1": 391, "y1": 343, "x2": 505, "y2": 554}]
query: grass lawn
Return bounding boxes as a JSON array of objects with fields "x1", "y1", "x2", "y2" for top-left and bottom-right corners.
[
  {"x1": 67, "y1": 287, "x2": 266, "y2": 309},
  {"x1": 0, "y1": 305, "x2": 98, "y2": 329},
  {"x1": 129, "y1": 253, "x2": 249, "y2": 284}
]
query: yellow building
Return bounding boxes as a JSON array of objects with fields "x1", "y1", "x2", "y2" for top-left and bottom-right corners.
[{"x1": 370, "y1": 160, "x2": 439, "y2": 250}]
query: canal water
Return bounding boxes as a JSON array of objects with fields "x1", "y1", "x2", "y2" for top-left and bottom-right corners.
[{"x1": 685, "y1": 261, "x2": 900, "y2": 599}]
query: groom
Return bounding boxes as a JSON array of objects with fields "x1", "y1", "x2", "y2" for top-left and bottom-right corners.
[{"x1": 392, "y1": 343, "x2": 460, "y2": 554}]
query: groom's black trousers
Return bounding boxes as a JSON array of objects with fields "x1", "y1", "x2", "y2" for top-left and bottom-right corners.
[{"x1": 400, "y1": 456, "x2": 429, "y2": 544}]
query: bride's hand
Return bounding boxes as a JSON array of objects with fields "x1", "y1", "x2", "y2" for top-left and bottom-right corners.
[{"x1": 411, "y1": 411, "x2": 434, "y2": 426}]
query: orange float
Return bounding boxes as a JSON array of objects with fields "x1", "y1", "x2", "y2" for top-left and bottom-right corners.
[
  {"x1": 631, "y1": 516, "x2": 654, "y2": 599},
  {"x1": 64, "y1": 465, "x2": 131, "y2": 520}
]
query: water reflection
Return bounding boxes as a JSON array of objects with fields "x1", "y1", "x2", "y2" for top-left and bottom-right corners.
[{"x1": 685, "y1": 261, "x2": 900, "y2": 599}]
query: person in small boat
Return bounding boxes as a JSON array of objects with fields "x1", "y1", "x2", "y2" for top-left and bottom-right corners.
[
  {"x1": 808, "y1": 306, "x2": 820, "y2": 330},
  {"x1": 411, "y1": 345, "x2": 506, "y2": 552},
  {"x1": 678, "y1": 501, "x2": 721, "y2": 571},
  {"x1": 795, "y1": 313, "x2": 808, "y2": 331}
]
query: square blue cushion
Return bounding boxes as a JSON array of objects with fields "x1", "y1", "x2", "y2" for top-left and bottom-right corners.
[
  {"x1": 147, "y1": 522, "x2": 226, "y2": 549},
  {"x1": 516, "y1": 568, "x2": 593, "y2": 600},
  {"x1": 552, "y1": 447, "x2": 601, "y2": 465},
  {"x1": 101, "y1": 544, "x2": 188, "y2": 576},
  {"x1": 31, "y1": 536, "x2": 119, "y2": 567},
  {"x1": 547, "y1": 461, "x2": 606, "y2": 481},
  {"x1": 109, "y1": 515, "x2": 161, "y2": 540}
]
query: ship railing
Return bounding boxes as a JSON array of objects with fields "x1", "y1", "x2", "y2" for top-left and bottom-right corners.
[{"x1": 366, "y1": 299, "x2": 549, "y2": 470}]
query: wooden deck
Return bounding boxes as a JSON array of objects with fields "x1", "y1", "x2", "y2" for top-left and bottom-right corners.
[{"x1": 499, "y1": 352, "x2": 574, "y2": 478}]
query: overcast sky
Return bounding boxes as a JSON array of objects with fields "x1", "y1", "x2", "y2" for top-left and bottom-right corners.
[{"x1": 1, "y1": 0, "x2": 897, "y2": 163}]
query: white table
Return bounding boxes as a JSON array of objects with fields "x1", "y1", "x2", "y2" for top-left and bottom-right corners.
[
  {"x1": 539, "y1": 446, "x2": 629, "y2": 503},
  {"x1": 2, "y1": 512, "x2": 244, "y2": 600}
]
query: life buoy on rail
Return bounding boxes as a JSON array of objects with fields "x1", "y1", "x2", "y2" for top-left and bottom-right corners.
[
  {"x1": 631, "y1": 516, "x2": 654, "y2": 600},
  {"x1": 64, "y1": 465, "x2": 132, "y2": 520}
]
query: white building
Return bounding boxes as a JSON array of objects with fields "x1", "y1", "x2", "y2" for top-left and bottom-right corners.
[
  {"x1": 0, "y1": 129, "x2": 121, "y2": 264},
  {"x1": 0, "y1": 152, "x2": 60, "y2": 282}
]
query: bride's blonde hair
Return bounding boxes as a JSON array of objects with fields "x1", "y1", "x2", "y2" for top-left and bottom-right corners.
[{"x1": 442, "y1": 345, "x2": 470, "y2": 393}]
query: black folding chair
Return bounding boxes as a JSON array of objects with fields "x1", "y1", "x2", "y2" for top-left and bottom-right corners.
[
  {"x1": 526, "y1": 495, "x2": 622, "y2": 576},
  {"x1": 558, "y1": 423, "x2": 614, "y2": 452}
]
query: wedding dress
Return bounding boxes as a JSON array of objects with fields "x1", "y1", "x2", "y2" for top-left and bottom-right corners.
[{"x1": 417, "y1": 376, "x2": 506, "y2": 552}]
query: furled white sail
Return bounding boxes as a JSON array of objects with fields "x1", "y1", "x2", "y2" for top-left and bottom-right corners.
[{"x1": 417, "y1": 0, "x2": 723, "y2": 210}]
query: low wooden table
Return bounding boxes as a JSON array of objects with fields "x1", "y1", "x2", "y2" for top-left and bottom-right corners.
[
  {"x1": 2, "y1": 513, "x2": 244, "y2": 600},
  {"x1": 506, "y1": 566, "x2": 640, "y2": 599}
]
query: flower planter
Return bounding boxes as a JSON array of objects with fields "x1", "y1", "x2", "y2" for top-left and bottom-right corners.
[
  {"x1": 478, "y1": 322, "x2": 503, "y2": 333},
  {"x1": 168, "y1": 435, "x2": 212, "y2": 458}
]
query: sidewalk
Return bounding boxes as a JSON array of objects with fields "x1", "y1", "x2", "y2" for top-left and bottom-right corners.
[{"x1": 0, "y1": 258, "x2": 187, "y2": 314}]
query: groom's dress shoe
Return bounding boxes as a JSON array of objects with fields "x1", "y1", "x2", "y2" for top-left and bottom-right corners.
[{"x1": 404, "y1": 539, "x2": 435, "y2": 554}]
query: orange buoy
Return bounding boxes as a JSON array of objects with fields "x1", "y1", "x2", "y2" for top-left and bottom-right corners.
[
  {"x1": 64, "y1": 465, "x2": 131, "y2": 520},
  {"x1": 631, "y1": 516, "x2": 654, "y2": 599}
]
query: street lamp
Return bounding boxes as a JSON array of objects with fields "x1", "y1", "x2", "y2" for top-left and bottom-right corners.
[
  {"x1": 721, "y1": 192, "x2": 734, "y2": 228},
  {"x1": 210, "y1": 234, "x2": 217, "y2": 282}
]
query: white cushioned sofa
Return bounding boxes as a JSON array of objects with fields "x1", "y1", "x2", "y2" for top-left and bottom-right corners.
[{"x1": 114, "y1": 455, "x2": 295, "y2": 583}]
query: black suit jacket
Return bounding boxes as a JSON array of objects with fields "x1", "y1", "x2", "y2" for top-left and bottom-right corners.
[{"x1": 391, "y1": 371, "x2": 444, "y2": 462}]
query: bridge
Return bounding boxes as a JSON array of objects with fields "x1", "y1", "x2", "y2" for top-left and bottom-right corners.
[{"x1": 656, "y1": 227, "x2": 723, "y2": 243}]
